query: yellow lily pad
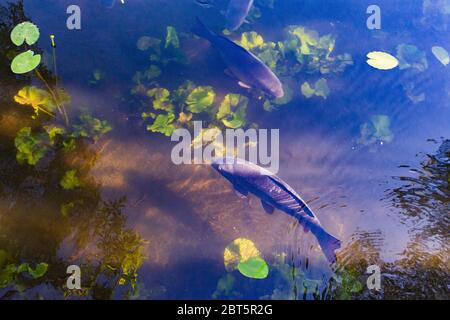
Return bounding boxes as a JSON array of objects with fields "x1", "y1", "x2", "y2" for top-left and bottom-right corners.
[
  {"x1": 224, "y1": 238, "x2": 261, "y2": 272},
  {"x1": 366, "y1": 51, "x2": 399, "y2": 70}
]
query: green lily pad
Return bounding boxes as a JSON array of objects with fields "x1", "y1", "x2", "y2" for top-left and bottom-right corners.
[
  {"x1": 431, "y1": 46, "x2": 449, "y2": 65},
  {"x1": 366, "y1": 51, "x2": 399, "y2": 70},
  {"x1": 186, "y1": 86, "x2": 216, "y2": 113},
  {"x1": 217, "y1": 94, "x2": 248, "y2": 129},
  {"x1": 147, "y1": 113, "x2": 176, "y2": 136},
  {"x1": 10, "y1": 21, "x2": 40, "y2": 46},
  {"x1": 147, "y1": 88, "x2": 173, "y2": 111},
  {"x1": 224, "y1": 238, "x2": 261, "y2": 272},
  {"x1": 237, "y1": 257, "x2": 269, "y2": 279},
  {"x1": 11, "y1": 50, "x2": 41, "y2": 74}
]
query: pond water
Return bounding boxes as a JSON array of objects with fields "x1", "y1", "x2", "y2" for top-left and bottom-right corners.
[{"x1": 0, "y1": 0, "x2": 449, "y2": 300}]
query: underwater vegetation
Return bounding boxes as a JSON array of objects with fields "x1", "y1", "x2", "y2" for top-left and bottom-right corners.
[
  {"x1": 0, "y1": 0, "x2": 449, "y2": 300},
  {"x1": 0, "y1": 2, "x2": 147, "y2": 299}
]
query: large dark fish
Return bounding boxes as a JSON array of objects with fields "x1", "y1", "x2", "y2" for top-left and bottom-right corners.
[
  {"x1": 212, "y1": 157, "x2": 341, "y2": 263},
  {"x1": 192, "y1": 18, "x2": 284, "y2": 98},
  {"x1": 225, "y1": 0, "x2": 254, "y2": 31}
]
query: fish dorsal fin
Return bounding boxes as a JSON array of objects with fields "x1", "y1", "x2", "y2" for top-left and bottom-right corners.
[
  {"x1": 233, "y1": 183, "x2": 248, "y2": 199},
  {"x1": 261, "y1": 200, "x2": 275, "y2": 214},
  {"x1": 267, "y1": 175, "x2": 316, "y2": 219}
]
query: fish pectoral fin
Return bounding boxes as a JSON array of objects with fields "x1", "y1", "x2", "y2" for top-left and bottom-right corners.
[
  {"x1": 238, "y1": 81, "x2": 252, "y2": 89},
  {"x1": 261, "y1": 200, "x2": 275, "y2": 214},
  {"x1": 233, "y1": 184, "x2": 248, "y2": 199}
]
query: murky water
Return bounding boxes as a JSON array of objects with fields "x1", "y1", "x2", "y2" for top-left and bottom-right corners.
[{"x1": 0, "y1": 0, "x2": 448, "y2": 299}]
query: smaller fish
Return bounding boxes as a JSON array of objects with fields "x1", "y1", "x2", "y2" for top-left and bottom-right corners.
[
  {"x1": 192, "y1": 18, "x2": 284, "y2": 98},
  {"x1": 225, "y1": 0, "x2": 254, "y2": 31}
]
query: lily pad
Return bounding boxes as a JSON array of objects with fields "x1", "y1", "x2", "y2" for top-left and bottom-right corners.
[
  {"x1": 431, "y1": 46, "x2": 449, "y2": 65},
  {"x1": 396, "y1": 44, "x2": 428, "y2": 71},
  {"x1": 10, "y1": 21, "x2": 40, "y2": 46},
  {"x1": 14, "y1": 86, "x2": 55, "y2": 115},
  {"x1": 237, "y1": 257, "x2": 269, "y2": 279},
  {"x1": 11, "y1": 50, "x2": 41, "y2": 74},
  {"x1": 366, "y1": 51, "x2": 399, "y2": 70},
  {"x1": 217, "y1": 94, "x2": 248, "y2": 129},
  {"x1": 147, "y1": 88, "x2": 173, "y2": 111},
  {"x1": 186, "y1": 86, "x2": 216, "y2": 113},
  {"x1": 224, "y1": 238, "x2": 261, "y2": 272},
  {"x1": 147, "y1": 113, "x2": 176, "y2": 136}
]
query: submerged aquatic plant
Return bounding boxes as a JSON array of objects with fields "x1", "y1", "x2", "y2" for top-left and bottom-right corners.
[
  {"x1": 0, "y1": 252, "x2": 48, "y2": 288},
  {"x1": 357, "y1": 115, "x2": 394, "y2": 146},
  {"x1": 300, "y1": 78, "x2": 330, "y2": 99},
  {"x1": 396, "y1": 44, "x2": 428, "y2": 72},
  {"x1": 141, "y1": 81, "x2": 251, "y2": 137}
]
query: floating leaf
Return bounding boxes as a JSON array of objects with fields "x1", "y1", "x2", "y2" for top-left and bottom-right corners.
[
  {"x1": 186, "y1": 86, "x2": 216, "y2": 113},
  {"x1": 237, "y1": 257, "x2": 269, "y2": 279},
  {"x1": 217, "y1": 94, "x2": 248, "y2": 129},
  {"x1": 14, "y1": 86, "x2": 55, "y2": 116},
  {"x1": 147, "y1": 113, "x2": 176, "y2": 136},
  {"x1": 224, "y1": 238, "x2": 261, "y2": 272},
  {"x1": 10, "y1": 21, "x2": 40, "y2": 46},
  {"x1": 396, "y1": 44, "x2": 428, "y2": 71},
  {"x1": 60, "y1": 170, "x2": 82, "y2": 190},
  {"x1": 147, "y1": 88, "x2": 173, "y2": 111},
  {"x1": 366, "y1": 51, "x2": 399, "y2": 70},
  {"x1": 11, "y1": 50, "x2": 41, "y2": 74},
  {"x1": 431, "y1": 46, "x2": 449, "y2": 65}
]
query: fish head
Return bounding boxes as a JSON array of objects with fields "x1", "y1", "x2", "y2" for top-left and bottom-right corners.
[{"x1": 265, "y1": 81, "x2": 284, "y2": 99}]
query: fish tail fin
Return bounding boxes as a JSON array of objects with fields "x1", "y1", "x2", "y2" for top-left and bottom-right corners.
[
  {"x1": 316, "y1": 229, "x2": 341, "y2": 263},
  {"x1": 192, "y1": 17, "x2": 215, "y2": 42}
]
